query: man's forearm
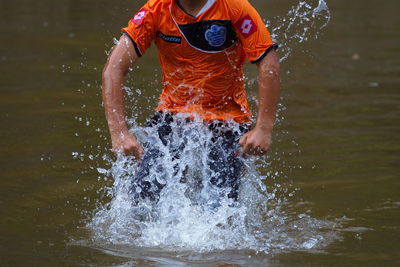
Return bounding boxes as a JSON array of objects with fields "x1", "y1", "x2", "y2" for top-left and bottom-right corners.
[
  {"x1": 101, "y1": 36, "x2": 143, "y2": 157},
  {"x1": 255, "y1": 51, "x2": 280, "y2": 133},
  {"x1": 102, "y1": 35, "x2": 138, "y2": 139},
  {"x1": 102, "y1": 68, "x2": 129, "y2": 137}
]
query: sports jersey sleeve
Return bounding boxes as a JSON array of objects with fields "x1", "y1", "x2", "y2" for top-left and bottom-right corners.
[
  {"x1": 230, "y1": 0, "x2": 277, "y2": 63},
  {"x1": 121, "y1": 2, "x2": 157, "y2": 57}
]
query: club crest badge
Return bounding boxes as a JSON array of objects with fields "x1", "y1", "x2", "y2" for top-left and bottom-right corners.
[{"x1": 205, "y1": 24, "x2": 226, "y2": 47}]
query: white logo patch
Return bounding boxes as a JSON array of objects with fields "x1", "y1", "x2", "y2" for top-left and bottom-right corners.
[
  {"x1": 134, "y1": 11, "x2": 146, "y2": 21},
  {"x1": 132, "y1": 8, "x2": 148, "y2": 25},
  {"x1": 240, "y1": 19, "x2": 253, "y2": 34}
]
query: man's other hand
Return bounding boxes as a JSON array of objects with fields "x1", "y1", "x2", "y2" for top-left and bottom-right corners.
[
  {"x1": 111, "y1": 131, "x2": 144, "y2": 159},
  {"x1": 238, "y1": 126, "x2": 272, "y2": 156}
]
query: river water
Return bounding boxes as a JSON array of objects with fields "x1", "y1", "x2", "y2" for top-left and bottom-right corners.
[{"x1": 1, "y1": 0, "x2": 399, "y2": 266}]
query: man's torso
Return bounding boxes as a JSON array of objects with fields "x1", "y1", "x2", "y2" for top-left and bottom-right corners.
[{"x1": 123, "y1": 0, "x2": 275, "y2": 122}]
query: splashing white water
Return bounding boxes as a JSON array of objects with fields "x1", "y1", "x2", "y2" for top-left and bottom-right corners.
[
  {"x1": 269, "y1": 0, "x2": 331, "y2": 61},
  {"x1": 88, "y1": 119, "x2": 338, "y2": 253},
  {"x1": 83, "y1": 0, "x2": 338, "y2": 255}
]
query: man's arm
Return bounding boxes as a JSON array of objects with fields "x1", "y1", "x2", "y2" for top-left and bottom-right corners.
[
  {"x1": 239, "y1": 50, "x2": 280, "y2": 155},
  {"x1": 102, "y1": 35, "x2": 144, "y2": 158}
]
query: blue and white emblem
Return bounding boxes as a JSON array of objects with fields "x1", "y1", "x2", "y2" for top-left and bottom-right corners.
[{"x1": 205, "y1": 24, "x2": 226, "y2": 47}]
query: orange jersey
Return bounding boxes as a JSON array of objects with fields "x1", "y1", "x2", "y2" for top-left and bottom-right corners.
[{"x1": 122, "y1": 0, "x2": 276, "y2": 123}]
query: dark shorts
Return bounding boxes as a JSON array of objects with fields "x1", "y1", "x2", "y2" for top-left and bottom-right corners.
[{"x1": 129, "y1": 111, "x2": 249, "y2": 205}]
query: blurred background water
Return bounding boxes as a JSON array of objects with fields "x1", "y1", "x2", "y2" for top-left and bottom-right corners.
[{"x1": 0, "y1": 0, "x2": 399, "y2": 266}]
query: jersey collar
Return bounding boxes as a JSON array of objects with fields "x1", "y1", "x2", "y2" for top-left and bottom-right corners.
[{"x1": 171, "y1": 0, "x2": 217, "y2": 20}]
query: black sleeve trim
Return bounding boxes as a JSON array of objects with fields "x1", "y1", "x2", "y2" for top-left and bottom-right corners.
[
  {"x1": 122, "y1": 32, "x2": 142, "y2": 57},
  {"x1": 251, "y1": 44, "x2": 279, "y2": 64}
]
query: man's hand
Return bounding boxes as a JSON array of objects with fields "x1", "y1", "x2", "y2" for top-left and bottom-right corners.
[
  {"x1": 111, "y1": 131, "x2": 144, "y2": 159},
  {"x1": 239, "y1": 126, "x2": 272, "y2": 156}
]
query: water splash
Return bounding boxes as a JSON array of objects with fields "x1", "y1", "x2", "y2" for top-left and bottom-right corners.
[
  {"x1": 88, "y1": 118, "x2": 339, "y2": 253},
  {"x1": 81, "y1": 0, "x2": 339, "y2": 255},
  {"x1": 269, "y1": 0, "x2": 331, "y2": 61}
]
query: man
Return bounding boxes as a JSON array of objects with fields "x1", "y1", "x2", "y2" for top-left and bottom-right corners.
[{"x1": 102, "y1": 0, "x2": 280, "y2": 204}]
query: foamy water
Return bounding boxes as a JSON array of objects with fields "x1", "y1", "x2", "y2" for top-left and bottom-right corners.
[{"x1": 84, "y1": 0, "x2": 338, "y2": 255}]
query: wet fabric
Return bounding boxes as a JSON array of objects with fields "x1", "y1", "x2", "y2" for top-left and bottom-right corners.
[
  {"x1": 128, "y1": 111, "x2": 249, "y2": 205},
  {"x1": 122, "y1": 0, "x2": 277, "y2": 123}
]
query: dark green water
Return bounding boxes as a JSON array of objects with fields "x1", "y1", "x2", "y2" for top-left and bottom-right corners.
[{"x1": 1, "y1": 0, "x2": 399, "y2": 266}]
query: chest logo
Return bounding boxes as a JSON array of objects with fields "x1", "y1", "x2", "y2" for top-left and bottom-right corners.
[
  {"x1": 205, "y1": 25, "x2": 227, "y2": 47},
  {"x1": 157, "y1": 31, "x2": 182, "y2": 44}
]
